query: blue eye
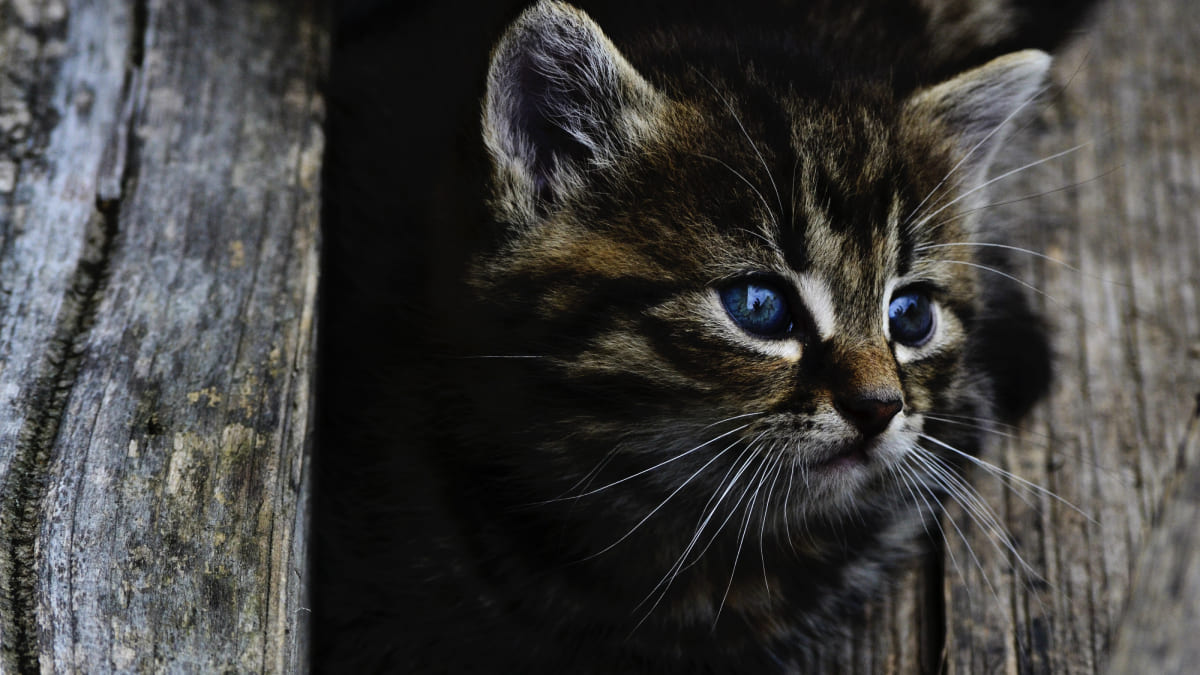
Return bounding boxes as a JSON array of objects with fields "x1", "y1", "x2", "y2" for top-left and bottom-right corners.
[
  {"x1": 888, "y1": 291, "x2": 935, "y2": 346},
  {"x1": 720, "y1": 281, "x2": 793, "y2": 338}
]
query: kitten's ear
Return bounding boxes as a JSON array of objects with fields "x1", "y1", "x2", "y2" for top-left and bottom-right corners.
[
  {"x1": 905, "y1": 50, "x2": 1051, "y2": 194},
  {"x1": 483, "y1": 0, "x2": 664, "y2": 221}
]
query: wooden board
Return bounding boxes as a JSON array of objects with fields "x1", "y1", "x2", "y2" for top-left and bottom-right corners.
[
  {"x1": 939, "y1": 0, "x2": 1200, "y2": 672},
  {"x1": 0, "y1": 0, "x2": 325, "y2": 671}
]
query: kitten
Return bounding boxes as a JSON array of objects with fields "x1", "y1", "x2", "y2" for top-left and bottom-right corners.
[{"x1": 315, "y1": 0, "x2": 1090, "y2": 671}]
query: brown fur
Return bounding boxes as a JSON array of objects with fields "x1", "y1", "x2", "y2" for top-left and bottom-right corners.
[{"x1": 313, "y1": 0, "x2": 1083, "y2": 671}]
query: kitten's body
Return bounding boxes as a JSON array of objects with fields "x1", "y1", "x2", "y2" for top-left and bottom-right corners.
[{"x1": 316, "y1": 1, "x2": 1089, "y2": 671}]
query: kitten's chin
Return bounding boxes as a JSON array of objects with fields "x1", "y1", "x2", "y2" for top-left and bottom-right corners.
[
  {"x1": 801, "y1": 432, "x2": 914, "y2": 497},
  {"x1": 812, "y1": 439, "x2": 873, "y2": 471}
]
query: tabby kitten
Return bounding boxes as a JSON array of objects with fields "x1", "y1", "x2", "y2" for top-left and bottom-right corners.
[{"x1": 316, "y1": 0, "x2": 1075, "y2": 671}]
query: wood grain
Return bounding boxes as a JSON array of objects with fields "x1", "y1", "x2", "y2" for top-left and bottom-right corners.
[
  {"x1": 940, "y1": 0, "x2": 1200, "y2": 672},
  {"x1": 0, "y1": 0, "x2": 324, "y2": 671}
]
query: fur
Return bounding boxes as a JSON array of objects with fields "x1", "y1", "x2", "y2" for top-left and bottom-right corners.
[{"x1": 314, "y1": 1, "x2": 1094, "y2": 671}]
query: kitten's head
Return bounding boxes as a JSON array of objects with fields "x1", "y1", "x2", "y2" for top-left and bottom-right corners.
[{"x1": 452, "y1": 0, "x2": 1048, "y2": 630}]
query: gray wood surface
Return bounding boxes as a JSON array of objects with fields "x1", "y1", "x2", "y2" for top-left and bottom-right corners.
[
  {"x1": 819, "y1": 0, "x2": 1200, "y2": 671},
  {"x1": 0, "y1": 0, "x2": 324, "y2": 672},
  {"x1": 937, "y1": 0, "x2": 1200, "y2": 672}
]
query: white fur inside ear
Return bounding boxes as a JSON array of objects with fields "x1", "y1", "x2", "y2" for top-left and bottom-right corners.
[
  {"x1": 482, "y1": 1, "x2": 663, "y2": 222},
  {"x1": 906, "y1": 49, "x2": 1051, "y2": 195}
]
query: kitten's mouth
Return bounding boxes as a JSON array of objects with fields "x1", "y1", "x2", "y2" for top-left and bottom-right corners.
[{"x1": 813, "y1": 440, "x2": 873, "y2": 471}]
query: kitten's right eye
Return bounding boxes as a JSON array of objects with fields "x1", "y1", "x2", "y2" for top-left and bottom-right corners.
[{"x1": 720, "y1": 280, "x2": 794, "y2": 338}]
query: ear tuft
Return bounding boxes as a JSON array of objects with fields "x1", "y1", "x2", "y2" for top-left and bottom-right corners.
[
  {"x1": 483, "y1": 1, "x2": 663, "y2": 221},
  {"x1": 906, "y1": 49, "x2": 1051, "y2": 193}
]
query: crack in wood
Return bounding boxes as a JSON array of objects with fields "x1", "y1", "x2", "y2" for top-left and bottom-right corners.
[
  {"x1": 0, "y1": 207, "x2": 119, "y2": 671},
  {"x1": 0, "y1": 1, "x2": 148, "y2": 670},
  {"x1": 925, "y1": 537, "x2": 949, "y2": 674}
]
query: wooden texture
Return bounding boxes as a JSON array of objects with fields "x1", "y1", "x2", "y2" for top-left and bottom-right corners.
[
  {"x1": 811, "y1": 0, "x2": 1200, "y2": 670},
  {"x1": 0, "y1": 0, "x2": 324, "y2": 672},
  {"x1": 936, "y1": 0, "x2": 1200, "y2": 672}
]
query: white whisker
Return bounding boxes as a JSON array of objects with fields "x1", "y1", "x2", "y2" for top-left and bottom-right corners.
[
  {"x1": 583, "y1": 438, "x2": 740, "y2": 561},
  {"x1": 904, "y1": 84, "x2": 1052, "y2": 228},
  {"x1": 909, "y1": 446, "x2": 1043, "y2": 582},
  {"x1": 757, "y1": 454, "x2": 787, "y2": 595},
  {"x1": 902, "y1": 449, "x2": 1012, "y2": 622},
  {"x1": 927, "y1": 257, "x2": 1062, "y2": 305},
  {"x1": 918, "y1": 433, "x2": 1094, "y2": 524},
  {"x1": 535, "y1": 422, "x2": 753, "y2": 505},
  {"x1": 916, "y1": 242, "x2": 1081, "y2": 273},
  {"x1": 916, "y1": 162, "x2": 1122, "y2": 235},
  {"x1": 692, "y1": 69, "x2": 786, "y2": 221},
  {"x1": 695, "y1": 153, "x2": 780, "y2": 230},
  {"x1": 891, "y1": 457, "x2": 968, "y2": 586},
  {"x1": 713, "y1": 451, "x2": 774, "y2": 629},
  {"x1": 913, "y1": 141, "x2": 1093, "y2": 229},
  {"x1": 634, "y1": 436, "x2": 766, "y2": 623}
]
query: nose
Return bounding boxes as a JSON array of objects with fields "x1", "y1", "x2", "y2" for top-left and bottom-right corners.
[{"x1": 834, "y1": 391, "x2": 903, "y2": 437}]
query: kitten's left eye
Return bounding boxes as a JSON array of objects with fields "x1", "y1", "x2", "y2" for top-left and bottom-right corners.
[
  {"x1": 720, "y1": 281, "x2": 794, "y2": 338},
  {"x1": 888, "y1": 291, "x2": 935, "y2": 346}
]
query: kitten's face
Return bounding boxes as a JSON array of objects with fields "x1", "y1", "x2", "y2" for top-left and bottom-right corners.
[
  {"x1": 475, "y1": 89, "x2": 977, "y2": 513},
  {"x1": 460, "y1": 0, "x2": 1047, "y2": 602}
]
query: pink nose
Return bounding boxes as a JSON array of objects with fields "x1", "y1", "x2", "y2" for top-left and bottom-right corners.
[{"x1": 834, "y1": 392, "x2": 902, "y2": 437}]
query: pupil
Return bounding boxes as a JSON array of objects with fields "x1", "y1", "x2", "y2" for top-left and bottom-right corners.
[
  {"x1": 889, "y1": 292, "x2": 933, "y2": 346},
  {"x1": 720, "y1": 281, "x2": 791, "y2": 338}
]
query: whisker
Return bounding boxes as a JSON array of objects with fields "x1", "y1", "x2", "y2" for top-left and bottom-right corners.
[
  {"x1": 915, "y1": 242, "x2": 1082, "y2": 274},
  {"x1": 559, "y1": 420, "x2": 759, "y2": 504},
  {"x1": 781, "y1": 453, "x2": 797, "y2": 551},
  {"x1": 692, "y1": 69, "x2": 786, "y2": 220},
  {"x1": 713, "y1": 453, "x2": 771, "y2": 630},
  {"x1": 685, "y1": 442, "x2": 776, "y2": 568},
  {"x1": 735, "y1": 227, "x2": 784, "y2": 253},
  {"x1": 922, "y1": 414, "x2": 1032, "y2": 446},
  {"x1": 904, "y1": 84, "x2": 1052, "y2": 228},
  {"x1": 634, "y1": 436, "x2": 766, "y2": 621},
  {"x1": 910, "y1": 445, "x2": 1056, "y2": 624},
  {"x1": 916, "y1": 162, "x2": 1123, "y2": 239},
  {"x1": 923, "y1": 411, "x2": 1030, "y2": 434},
  {"x1": 917, "y1": 232, "x2": 1128, "y2": 289},
  {"x1": 757, "y1": 453, "x2": 787, "y2": 595},
  {"x1": 901, "y1": 449, "x2": 1017, "y2": 623},
  {"x1": 789, "y1": 154, "x2": 800, "y2": 229},
  {"x1": 533, "y1": 422, "x2": 753, "y2": 505},
  {"x1": 700, "y1": 411, "x2": 768, "y2": 430},
  {"x1": 926, "y1": 258, "x2": 1063, "y2": 306},
  {"x1": 912, "y1": 141, "x2": 1093, "y2": 229},
  {"x1": 891, "y1": 457, "x2": 968, "y2": 587},
  {"x1": 923, "y1": 412, "x2": 1131, "y2": 484},
  {"x1": 918, "y1": 433, "x2": 1095, "y2": 524},
  {"x1": 909, "y1": 446, "x2": 1044, "y2": 582},
  {"x1": 582, "y1": 438, "x2": 740, "y2": 561},
  {"x1": 561, "y1": 441, "x2": 623, "y2": 505},
  {"x1": 694, "y1": 153, "x2": 780, "y2": 231}
]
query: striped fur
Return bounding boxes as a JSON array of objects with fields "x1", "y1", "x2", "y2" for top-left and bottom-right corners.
[
  {"x1": 316, "y1": 1, "x2": 1074, "y2": 671},
  {"x1": 422, "y1": 3, "x2": 1052, "y2": 669}
]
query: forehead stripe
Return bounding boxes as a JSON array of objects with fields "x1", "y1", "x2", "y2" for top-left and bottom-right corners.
[{"x1": 795, "y1": 273, "x2": 836, "y2": 340}]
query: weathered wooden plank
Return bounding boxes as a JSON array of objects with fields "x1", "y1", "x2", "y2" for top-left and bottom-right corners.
[
  {"x1": 0, "y1": 0, "x2": 325, "y2": 672},
  {"x1": 1106, "y1": 405, "x2": 1200, "y2": 673},
  {"x1": 0, "y1": 0, "x2": 134, "y2": 664},
  {"x1": 943, "y1": 0, "x2": 1200, "y2": 671}
]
